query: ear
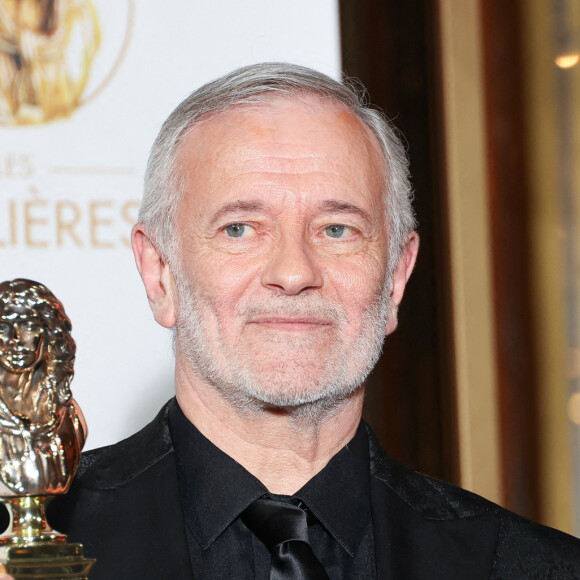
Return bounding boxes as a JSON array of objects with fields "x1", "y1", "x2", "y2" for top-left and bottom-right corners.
[
  {"x1": 131, "y1": 223, "x2": 177, "y2": 328},
  {"x1": 385, "y1": 232, "x2": 419, "y2": 336}
]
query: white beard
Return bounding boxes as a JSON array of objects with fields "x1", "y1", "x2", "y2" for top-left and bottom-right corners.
[{"x1": 173, "y1": 269, "x2": 391, "y2": 417}]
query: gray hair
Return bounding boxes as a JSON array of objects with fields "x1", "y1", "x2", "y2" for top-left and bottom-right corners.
[{"x1": 139, "y1": 62, "x2": 416, "y2": 272}]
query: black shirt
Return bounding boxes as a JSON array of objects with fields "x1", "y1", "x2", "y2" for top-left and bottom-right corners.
[{"x1": 168, "y1": 400, "x2": 376, "y2": 578}]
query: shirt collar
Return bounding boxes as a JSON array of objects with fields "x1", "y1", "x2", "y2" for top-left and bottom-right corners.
[
  {"x1": 168, "y1": 399, "x2": 371, "y2": 556},
  {"x1": 295, "y1": 420, "x2": 371, "y2": 556},
  {"x1": 169, "y1": 399, "x2": 266, "y2": 549}
]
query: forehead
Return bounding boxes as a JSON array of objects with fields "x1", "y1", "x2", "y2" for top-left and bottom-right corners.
[
  {"x1": 0, "y1": 307, "x2": 39, "y2": 322},
  {"x1": 175, "y1": 95, "x2": 385, "y2": 210}
]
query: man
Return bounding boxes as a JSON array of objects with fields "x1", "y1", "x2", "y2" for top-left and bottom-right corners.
[{"x1": 38, "y1": 63, "x2": 580, "y2": 578}]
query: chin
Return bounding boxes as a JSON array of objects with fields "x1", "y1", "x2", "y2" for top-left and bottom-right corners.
[{"x1": 228, "y1": 367, "x2": 364, "y2": 411}]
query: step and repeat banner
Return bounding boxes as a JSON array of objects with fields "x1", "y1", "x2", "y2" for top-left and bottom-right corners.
[{"x1": 1, "y1": 0, "x2": 341, "y2": 449}]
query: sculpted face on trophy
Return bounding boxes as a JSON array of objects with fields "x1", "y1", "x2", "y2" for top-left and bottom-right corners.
[
  {"x1": 0, "y1": 314, "x2": 43, "y2": 374},
  {"x1": 0, "y1": 279, "x2": 87, "y2": 497}
]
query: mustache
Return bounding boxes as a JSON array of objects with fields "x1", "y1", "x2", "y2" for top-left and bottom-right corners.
[{"x1": 239, "y1": 298, "x2": 345, "y2": 323}]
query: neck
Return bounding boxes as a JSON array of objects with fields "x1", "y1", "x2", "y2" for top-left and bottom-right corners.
[{"x1": 174, "y1": 353, "x2": 365, "y2": 495}]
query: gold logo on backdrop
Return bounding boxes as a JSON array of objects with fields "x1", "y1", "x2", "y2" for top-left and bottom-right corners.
[{"x1": 0, "y1": 0, "x2": 133, "y2": 126}]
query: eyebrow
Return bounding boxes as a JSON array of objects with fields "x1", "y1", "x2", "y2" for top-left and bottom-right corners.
[
  {"x1": 208, "y1": 198, "x2": 374, "y2": 226},
  {"x1": 318, "y1": 200, "x2": 373, "y2": 224},
  {"x1": 209, "y1": 200, "x2": 267, "y2": 225}
]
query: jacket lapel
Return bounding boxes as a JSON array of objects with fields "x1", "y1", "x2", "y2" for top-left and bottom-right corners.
[
  {"x1": 49, "y1": 404, "x2": 195, "y2": 579},
  {"x1": 368, "y1": 427, "x2": 498, "y2": 579}
]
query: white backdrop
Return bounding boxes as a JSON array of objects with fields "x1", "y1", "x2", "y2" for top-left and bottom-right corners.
[{"x1": 0, "y1": 0, "x2": 341, "y2": 449}]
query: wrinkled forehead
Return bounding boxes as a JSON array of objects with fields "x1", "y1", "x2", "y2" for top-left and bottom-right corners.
[
  {"x1": 179, "y1": 93, "x2": 384, "y2": 163},
  {"x1": 175, "y1": 95, "x2": 386, "y2": 201}
]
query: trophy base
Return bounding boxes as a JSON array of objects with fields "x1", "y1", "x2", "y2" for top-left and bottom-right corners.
[{"x1": 1, "y1": 542, "x2": 95, "y2": 580}]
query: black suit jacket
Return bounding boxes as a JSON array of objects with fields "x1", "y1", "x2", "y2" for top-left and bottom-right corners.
[{"x1": 49, "y1": 403, "x2": 580, "y2": 579}]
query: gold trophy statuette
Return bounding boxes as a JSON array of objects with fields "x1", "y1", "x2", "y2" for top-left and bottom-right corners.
[{"x1": 0, "y1": 280, "x2": 94, "y2": 579}]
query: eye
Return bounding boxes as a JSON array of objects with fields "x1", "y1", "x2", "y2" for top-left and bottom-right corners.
[
  {"x1": 324, "y1": 224, "x2": 353, "y2": 239},
  {"x1": 224, "y1": 223, "x2": 250, "y2": 238}
]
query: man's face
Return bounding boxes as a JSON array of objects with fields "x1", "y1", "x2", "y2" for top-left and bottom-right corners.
[
  {"x1": 0, "y1": 311, "x2": 44, "y2": 374},
  {"x1": 172, "y1": 97, "x2": 393, "y2": 410}
]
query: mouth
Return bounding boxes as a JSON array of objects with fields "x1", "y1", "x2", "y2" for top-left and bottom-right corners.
[
  {"x1": 247, "y1": 317, "x2": 332, "y2": 331},
  {"x1": 3, "y1": 349, "x2": 35, "y2": 365},
  {"x1": 9, "y1": 348, "x2": 32, "y2": 358}
]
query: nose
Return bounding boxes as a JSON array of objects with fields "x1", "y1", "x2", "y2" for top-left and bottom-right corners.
[
  {"x1": 10, "y1": 325, "x2": 20, "y2": 344},
  {"x1": 261, "y1": 234, "x2": 323, "y2": 295}
]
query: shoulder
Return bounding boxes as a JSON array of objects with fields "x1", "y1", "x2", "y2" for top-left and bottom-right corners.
[
  {"x1": 48, "y1": 401, "x2": 192, "y2": 579},
  {"x1": 75, "y1": 401, "x2": 174, "y2": 490},
  {"x1": 48, "y1": 400, "x2": 177, "y2": 531},
  {"x1": 368, "y1": 425, "x2": 490, "y2": 519},
  {"x1": 366, "y1": 425, "x2": 580, "y2": 578}
]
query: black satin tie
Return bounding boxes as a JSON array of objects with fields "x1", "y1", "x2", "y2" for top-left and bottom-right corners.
[{"x1": 242, "y1": 494, "x2": 330, "y2": 579}]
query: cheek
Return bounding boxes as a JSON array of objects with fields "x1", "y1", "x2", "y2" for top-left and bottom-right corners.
[
  {"x1": 22, "y1": 331, "x2": 42, "y2": 350},
  {"x1": 324, "y1": 256, "x2": 386, "y2": 300},
  {"x1": 185, "y1": 254, "x2": 261, "y2": 318}
]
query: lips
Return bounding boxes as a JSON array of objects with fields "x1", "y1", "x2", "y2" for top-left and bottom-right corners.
[
  {"x1": 1, "y1": 348, "x2": 36, "y2": 367},
  {"x1": 249, "y1": 316, "x2": 331, "y2": 325},
  {"x1": 245, "y1": 317, "x2": 334, "y2": 334},
  {"x1": 241, "y1": 300, "x2": 343, "y2": 327},
  {"x1": 5, "y1": 348, "x2": 33, "y2": 358}
]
